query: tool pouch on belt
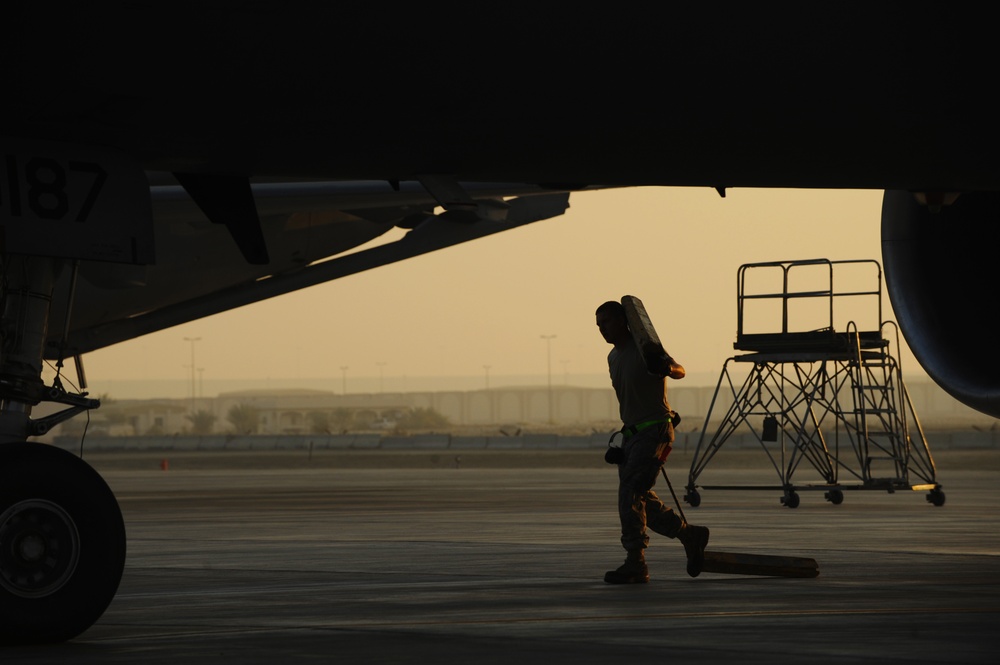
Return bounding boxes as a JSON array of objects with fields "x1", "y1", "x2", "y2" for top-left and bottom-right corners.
[{"x1": 605, "y1": 430, "x2": 625, "y2": 465}]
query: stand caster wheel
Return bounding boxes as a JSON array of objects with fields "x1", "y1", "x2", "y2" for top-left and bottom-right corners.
[
  {"x1": 780, "y1": 490, "x2": 800, "y2": 509},
  {"x1": 927, "y1": 488, "x2": 945, "y2": 507}
]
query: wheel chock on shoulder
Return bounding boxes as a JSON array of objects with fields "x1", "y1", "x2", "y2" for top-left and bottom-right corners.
[{"x1": 699, "y1": 551, "x2": 819, "y2": 578}]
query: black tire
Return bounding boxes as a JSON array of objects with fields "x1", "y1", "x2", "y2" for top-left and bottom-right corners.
[
  {"x1": 684, "y1": 489, "x2": 701, "y2": 508},
  {"x1": 927, "y1": 488, "x2": 946, "y2": 507},
  {"x1": 782, "y1": 491, "x2": 800, "y2": 509},
  {"x1": 0, "y1": 442, "x2": 126, "y2": 644},
  {"x1": 825, "y1": 489, "x2": 844, "y2": 505}
]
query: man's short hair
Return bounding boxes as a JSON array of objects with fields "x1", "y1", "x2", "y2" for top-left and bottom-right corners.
[{"x1": 595, "y1": 300, "x2": 626, "y2": 319}]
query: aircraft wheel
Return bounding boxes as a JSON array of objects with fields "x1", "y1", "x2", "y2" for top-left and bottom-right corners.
[
  {"x1": 684, "y1": 489, "x2": 701, "y2": 508},
  {"x1": 0, "y1": 442, "x2": 126, "y2": 644}
]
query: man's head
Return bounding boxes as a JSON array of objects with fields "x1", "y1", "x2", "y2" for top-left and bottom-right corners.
[{"x1": 596, "y1": 301, "x2": 630, "y2": 346}]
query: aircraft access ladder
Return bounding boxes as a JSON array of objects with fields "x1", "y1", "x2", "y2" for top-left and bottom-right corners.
[{"x1": 683, "y1": 258, "x2": 944, "y2": 509}]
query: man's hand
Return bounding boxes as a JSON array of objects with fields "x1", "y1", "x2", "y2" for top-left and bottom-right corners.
[{"x1": 649, "y1": 353, "x2": 686, "y2": 379}]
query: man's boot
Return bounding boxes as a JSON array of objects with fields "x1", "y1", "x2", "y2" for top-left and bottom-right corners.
[
  {"x1": 676, "y1": 522, "x2": 710, "y2": 577},
  {"x1": 604, "y1": 549, "x2": 649, "y2": 584}
]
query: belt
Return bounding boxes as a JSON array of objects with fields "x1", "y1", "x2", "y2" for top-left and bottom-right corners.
[{"x1": 621, "y1": 418, "x2": 668, "y2": 439}]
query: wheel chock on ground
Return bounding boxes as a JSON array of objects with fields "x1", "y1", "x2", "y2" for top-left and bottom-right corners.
[{"x1": 699, "y1": 551, "x2": 819, "y2": 578}]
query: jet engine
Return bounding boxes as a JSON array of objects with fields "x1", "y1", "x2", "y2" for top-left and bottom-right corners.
[{"x1": 881, "y1": 190, "x2": 1000, "y2": 419}]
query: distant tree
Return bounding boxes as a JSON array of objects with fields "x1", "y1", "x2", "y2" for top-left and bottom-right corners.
[
  {"x1": 327, "y1": 408, "x2": 356, "y2": 433},
  {"x1": 227, "y1": 403, "x2": 260, "y2": 434},
  {"x1": 354, "y1": 409, "x2": 381, "y2": 428},
  {"x1": 144, "y1": 422, "x2": 166, "y2": 436},
  {"x1": 307, "y1": 411, "x2": 331, "y2": 434},
  {"x1": 395, "y1": 407, "x2": 450, "y2": 430},
  {"x1": 186, "y1": 409, "x2": 217, "y2": 435},
  {"x1": 97, "y1": 395, "x2": 132, "y2": 434}
]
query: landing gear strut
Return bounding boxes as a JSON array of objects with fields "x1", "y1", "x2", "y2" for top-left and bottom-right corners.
[{"x1": 0, "y1": 255, "x2": 124, "y2": 643}]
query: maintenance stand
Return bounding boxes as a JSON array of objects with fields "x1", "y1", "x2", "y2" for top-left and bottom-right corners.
[{"x1": 684, "y1": 258, "x2": 943, "y2": 509}]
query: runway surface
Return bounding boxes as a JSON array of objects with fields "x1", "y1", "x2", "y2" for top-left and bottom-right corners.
[{"x1": 7, "y1": 449, "x2": 1000, "y2": 664}]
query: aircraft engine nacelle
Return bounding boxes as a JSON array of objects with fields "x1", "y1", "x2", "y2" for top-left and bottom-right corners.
[{"x1": 881, "y1": 190, "x2": 1000, "y2": 419}]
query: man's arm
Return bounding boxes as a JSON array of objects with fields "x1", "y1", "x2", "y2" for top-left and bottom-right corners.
[{"x1": 646, "y1": 346, "x2": 685, "y2": 379}]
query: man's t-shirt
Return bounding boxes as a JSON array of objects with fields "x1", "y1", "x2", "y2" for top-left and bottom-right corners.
[{"x1": 608, "y1": 337, "x2": 670, "y2": 427}]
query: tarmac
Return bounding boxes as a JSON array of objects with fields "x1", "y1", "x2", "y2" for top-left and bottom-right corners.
[{"x1": 5, "y1": 447, "x2": 999, "y2": 664}]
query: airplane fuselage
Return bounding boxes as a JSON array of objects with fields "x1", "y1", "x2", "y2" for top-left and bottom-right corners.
[{"x1": 4, "y1": 7, "x2": 997, "y2": 191}]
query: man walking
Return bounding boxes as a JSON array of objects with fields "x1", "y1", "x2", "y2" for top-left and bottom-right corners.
[{"x1": 596, "y1": 299, "x2": 709, "y2": 583}]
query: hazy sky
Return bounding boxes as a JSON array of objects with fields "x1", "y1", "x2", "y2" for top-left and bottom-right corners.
[{"x1": 68, "y1": 186, "x2": 925, "y2": 396}]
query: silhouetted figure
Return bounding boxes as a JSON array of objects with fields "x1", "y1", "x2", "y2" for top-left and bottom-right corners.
[{"x1": 595, "y1": 300, "x2": 708, "y2": 583}]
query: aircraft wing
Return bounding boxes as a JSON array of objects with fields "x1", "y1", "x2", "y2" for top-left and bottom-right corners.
[{"x1": 45, "y1": 177, "x2": 573, "y2": 357}]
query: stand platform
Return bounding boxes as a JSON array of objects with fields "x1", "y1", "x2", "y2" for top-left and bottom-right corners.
[{"x1": 685, "y1": 259, "x2": 943, "y2": 510}]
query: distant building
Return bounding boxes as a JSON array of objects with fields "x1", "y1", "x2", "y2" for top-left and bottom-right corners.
[{"x1": 42, "y1": 378, "x2": 994, "y2": 440}]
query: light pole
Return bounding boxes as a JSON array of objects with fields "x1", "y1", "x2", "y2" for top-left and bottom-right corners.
[
  {"x1": 183, "y1": 336, "x2": 200, "y2": 412},
  {"x1": 483, "y1": 364, "x2": 494, "y2": 423},
  {"x1": 540, "y1": 334, "x2": 556, "y2": 424},
  {"x1": 340, "y1": 366, "x2": 348, "y2": 394}
]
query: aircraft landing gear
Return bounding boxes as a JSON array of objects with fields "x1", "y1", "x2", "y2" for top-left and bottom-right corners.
[
  {"x1": 0, "y1": 255, "x2": 125, "y2": 643},
  {"x1": 0, "y1": 443, "x2": 126, "y2": 644}
]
